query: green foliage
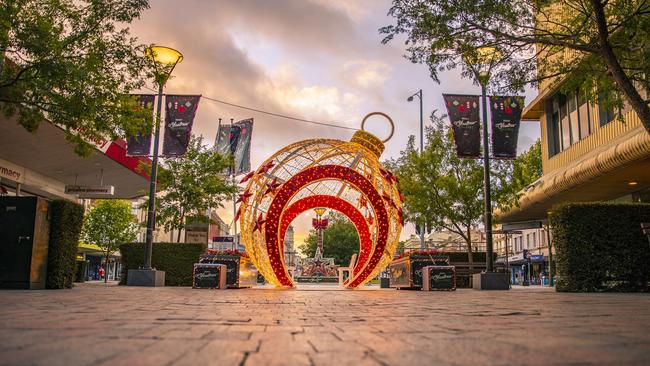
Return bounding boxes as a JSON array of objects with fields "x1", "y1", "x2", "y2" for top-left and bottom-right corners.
[
  {"x1": 143, "y1": 136, "x2": 237, "y2": 242},
  {"x1": 387, "y1": 112, "x2": 512, "y2": 263},
  {"x1": 46, "y1": 200, "x2": 84, "y2": 289},
  {"x1": 381, "y1": 0, "x2": 650, "y2": 133},
  {"x1": 551, "y1": 203, "x2": 650, "y2": 292},
  {"x1": 82, "y1": 200, "x2": 138, "y2": 255},
  {"x1": 496, "y1": 139, "x2": 543, "y2": 211},
  {"x1": 299, "y1": 212, "x2": 360, "y2": 266},
  {"x1": 0, "y1": 0, "x2": 154, "y2": 155},
  {"x1": 119, "y1": 242, "x2": 207, "y2": 286}
]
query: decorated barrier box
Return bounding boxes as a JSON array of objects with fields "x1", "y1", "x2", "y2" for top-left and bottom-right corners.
[
  {"x1": 422, "y1": 265, "x2": 456, "y2": 291},
  {"x1": 199, "y1": 250, "x2": 257, "y2": 288},
  {"x1": 192, "y1": 263, "x2": 227, "y2": 289},
  {"x1": 389, "y1": 252, "x2": 450, "y2": 289}
]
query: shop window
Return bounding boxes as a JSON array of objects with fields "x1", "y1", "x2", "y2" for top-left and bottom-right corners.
[
  {"x1": 578, "y1": 93, "x2": 591, "y2": 139},
  {"x1": 568, "y1": 92, "x2": 579, "y2": 145},
  {"x1": 559, "y1": 94, "x2": 571, "y2": 149}
]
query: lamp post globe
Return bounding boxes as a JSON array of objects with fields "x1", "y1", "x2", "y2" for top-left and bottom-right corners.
[{"x1": 146, "y1": 45, "x2": 183, "y2": 66}]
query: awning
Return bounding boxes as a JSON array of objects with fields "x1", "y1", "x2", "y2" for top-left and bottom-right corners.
[
  {"x1": 78, "y1": 242, "x2": 120, "y2": 257},
  {"x1": 496, "y1": 125, "x2": 650, "y2": 222},
  {"x1": 0, "y1": 116, "x2": 152, "y2": 199}
]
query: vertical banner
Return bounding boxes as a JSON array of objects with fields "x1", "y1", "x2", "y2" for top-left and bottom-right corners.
[
  {"x1": 214, "y1": 122, "x2": 232, "y2": 156},
  {"x1": 490, "y1": 96, "x2": 524, "y2": 159},
  {"x1": 232, "y1": 118, "x2": 253, "y2": 175},
  {"x1": 126, "y1": 94, "x2": 155, "y2": 156},
  {"x1": 162, "y1": 95, "x2": 201, "y2": 157},
  {"x1": 443, "y1": 94, "x2": 481, "y2": 158}
]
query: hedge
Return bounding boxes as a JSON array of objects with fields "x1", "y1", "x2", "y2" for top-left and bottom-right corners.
[
  {"x1": 551, "y1": 202, "x2": 650, "y2": 292},
  {"x1": 119, "y1": 243, "x2": 207, "y2": 286},
  {"x1": 46, "y1": 200, "x2": 84, "y2": 289}
]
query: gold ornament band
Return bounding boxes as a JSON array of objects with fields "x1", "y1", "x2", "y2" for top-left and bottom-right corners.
[{"x1": 350, "y1": 130, "x2": 385, "y2": 157}]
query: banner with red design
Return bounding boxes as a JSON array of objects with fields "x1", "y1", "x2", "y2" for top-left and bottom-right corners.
[
  {"x1": 162, "y1": 95, "x2": 201, "y2": 157},
  {"x1": 443, "y1": 94, "x2": 481, "y2": 158},
  {"x1": 490, "y1": 96, "x2": 524, "y2": 159},
  {"x1": 126, "y1": 94, "x2": 155, "y2": 156}
]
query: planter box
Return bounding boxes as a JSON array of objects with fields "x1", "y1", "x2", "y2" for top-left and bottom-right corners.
[
  {"x1": 389, "y1": 255, "x2": 450, "y2": 289},
  {"x1": 199, "y1": 255, "x2": 257, "y2": 288},
  {"x1": 192, "y1": 263, "x2": 227, "y2": 289},
  {"x1": 422, "y1": 266, "x2": 456, "y2": 291}
]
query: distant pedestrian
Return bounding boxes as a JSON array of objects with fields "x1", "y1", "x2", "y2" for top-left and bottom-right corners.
[{"x1": 98, "y1": 267, "x2": 105, "y2": 280}]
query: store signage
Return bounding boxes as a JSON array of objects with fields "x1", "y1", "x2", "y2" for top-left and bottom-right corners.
[
  {"x1": 213, "y1": 236, "x2": 234, "y2": 243},
  {"x1": 64, "y1": 185, "x2": 114, "y2": 197},
  {"x1": 185, "y1": 230, "x2": 208, "y2": 244},
  {"x1": 0, "y1": 158, "x2": 26, "y2": 184},
  {"x1": 531, "y1": 254, "x2": 545, "y2": 262}
]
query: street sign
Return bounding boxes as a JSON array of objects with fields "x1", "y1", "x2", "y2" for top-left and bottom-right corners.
[{"x1": 64, "y1": 185, "x2": 114, "y2": 198}]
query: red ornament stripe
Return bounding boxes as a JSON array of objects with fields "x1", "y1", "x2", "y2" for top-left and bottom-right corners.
[
  {"x1": 277, "y1": 195, "x2": 373, "y2": 283},
  {"x1": 263, "y1": 165, "x2": 390, "y2": 287}
]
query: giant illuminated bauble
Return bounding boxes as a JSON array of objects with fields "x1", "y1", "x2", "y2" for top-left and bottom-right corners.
[{"x1": 238, "y1": 113, "x2": 403, "y2": 288}]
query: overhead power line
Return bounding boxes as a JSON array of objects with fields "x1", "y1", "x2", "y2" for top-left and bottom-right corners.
[{"x1": 142, "y1": 86, "x2": 358, "y2": 131}]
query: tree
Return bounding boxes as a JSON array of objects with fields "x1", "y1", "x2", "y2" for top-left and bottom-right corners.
[
  {"x1": 298, "y1": 212, "x2": 360, "y2": 266},
  {"x1": 381, "y1": 0, "x2": 650, "y2": 133},
  {"x1": 388, "y1": 113, "x2": 513, "y2": 268},
  {"x1": 149, "y1": 136, "x2": 237, "y2": 242},
  {"x1": 0, "y1": 0, "x2": 154, "y2": 156},
  {"x1": 496, "y1": 139, "x2": 543, "y2": 211},
  {"x1": 82, "y1": 200, "x2": 138, "y2": 283}
]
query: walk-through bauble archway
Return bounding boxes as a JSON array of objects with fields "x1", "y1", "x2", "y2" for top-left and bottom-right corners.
[{"x1": 237, "y1": 113, "x2": 403, "y2": 288}]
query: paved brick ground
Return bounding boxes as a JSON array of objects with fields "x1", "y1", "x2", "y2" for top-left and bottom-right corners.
[{"x1": 1, "y1": 283, "x2": 649, "y2": 366}]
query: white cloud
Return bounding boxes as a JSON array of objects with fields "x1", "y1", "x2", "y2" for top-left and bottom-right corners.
[{"x1": 343, "y1": 60, "x2": 392, "y2": 89}]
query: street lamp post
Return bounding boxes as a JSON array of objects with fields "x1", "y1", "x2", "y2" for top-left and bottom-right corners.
[
  {"x1": 465, "y1": 47, "x2": 509, "y2": 290},
  {"x1": 408, "y1": 89, "x2": 426, "y2": 250},
  {"x1": 128, "y1": 45, "x2": 183, "y2": 287}
]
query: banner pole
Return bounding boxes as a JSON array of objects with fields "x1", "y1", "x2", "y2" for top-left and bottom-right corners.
[{"x1": 481, "y1": 83, "x2": 495, "y2": 272}]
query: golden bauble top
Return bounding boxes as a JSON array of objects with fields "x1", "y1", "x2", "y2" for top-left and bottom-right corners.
[{"x1": 350, "y1": 130, "x2": 384, "y2": 158}]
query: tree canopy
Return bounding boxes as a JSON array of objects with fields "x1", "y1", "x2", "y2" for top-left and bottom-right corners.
[
  {"x1": 496, "y1": 139, "x2": 543, "y2": 212},
  {"x1": 82, "y1": 199, "x2": 138, "y2": 282},
  {"x1": 387, "y1": 112, "x2": 528, "y2": 265},
  {"x1": 299, "y1": 212, "x2": 359, "y2": 266},
  {"x1": 148, "y1": 136, "x2": 237, "y2": 242},
  {"x1": 0, "y1": 0, "x2": 154, "y2": 155},
  {"x1": 381, "y1": 0, "x2": 650, "y2": 133}
]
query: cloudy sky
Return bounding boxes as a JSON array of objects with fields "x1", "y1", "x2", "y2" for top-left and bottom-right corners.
[{"x1": 130, "y1": 0, "x2": 540, "y2": 246}]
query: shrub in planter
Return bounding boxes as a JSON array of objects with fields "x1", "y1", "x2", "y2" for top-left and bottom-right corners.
[
  {"x1": 119, "y1": 243, "x2": 206, "y2": 286},
  {"x1": 551, "y1": 202, "x2": 650, "y2": 292},
  {"x1": 46, "y1": 200, "x2": 84, "y2": 289}
]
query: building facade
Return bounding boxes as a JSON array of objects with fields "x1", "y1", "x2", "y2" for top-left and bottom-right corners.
[{"x1": 495, "y1": 227, "x2": 554, "y2": 285}]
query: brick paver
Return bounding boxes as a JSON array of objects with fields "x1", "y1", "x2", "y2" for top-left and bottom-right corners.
[{"x1": 1, "y1": 283, "x2": 649, "y2": 365}]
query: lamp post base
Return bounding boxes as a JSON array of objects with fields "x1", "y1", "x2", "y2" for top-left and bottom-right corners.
[
  {"x1": 472, "y1": 272, "x2": 509, "y2": 290},
  {"x1": 127, "y1": 269, "x2": 165, "y2": 287}
]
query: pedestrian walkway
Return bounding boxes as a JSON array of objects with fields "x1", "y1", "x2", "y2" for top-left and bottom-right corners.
[{"x1": 1, "y1": 283, "x2": 649, "y2": 365}]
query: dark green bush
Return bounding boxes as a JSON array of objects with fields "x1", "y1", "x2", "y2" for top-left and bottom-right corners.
[
  {"x1": 551, "y1": 202, "x2": 650, "y2": 292},
  {"x1": 119, "y1": 243, "x2": 207, "y2": 286},
  {"x1": 46, "y1": 200, "x2": 84, "y2": 289}
]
